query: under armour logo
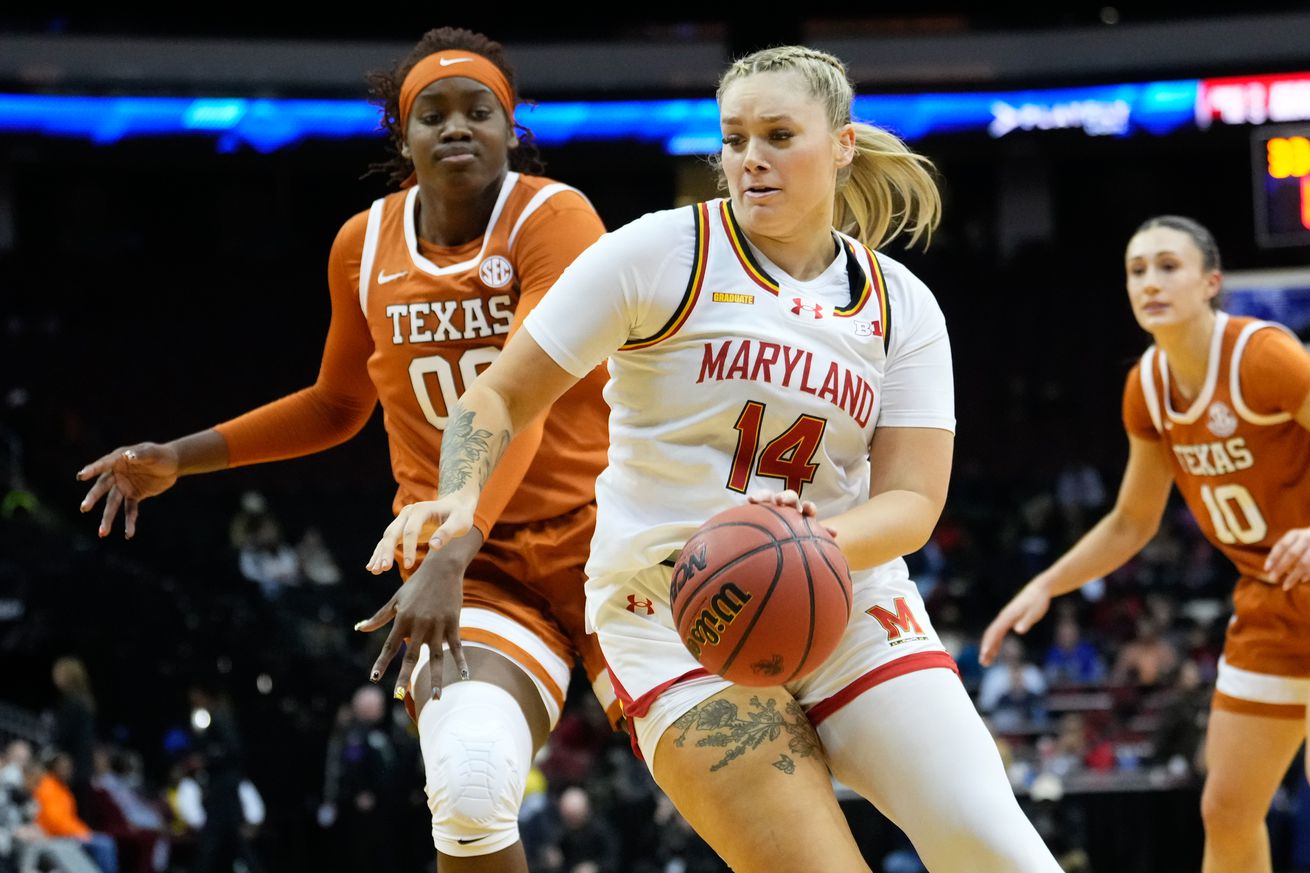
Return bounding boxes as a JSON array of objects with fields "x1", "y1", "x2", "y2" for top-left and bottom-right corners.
[
  {"x1": 626, "y1": 594, "x2": 654, "y2": 615},
  {"x1": 791, "y1": 297, "x2": 823, "y2": 319}
]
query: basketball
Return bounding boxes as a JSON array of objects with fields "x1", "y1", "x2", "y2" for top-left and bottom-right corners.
[{"x1": 669, "y1": 502, "x2": 853, "y2": 686}]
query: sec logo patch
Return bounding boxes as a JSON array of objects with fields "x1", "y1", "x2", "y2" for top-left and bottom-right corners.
[{"x1": 479, "y1": 255, "x2": 514, "y2": 288}]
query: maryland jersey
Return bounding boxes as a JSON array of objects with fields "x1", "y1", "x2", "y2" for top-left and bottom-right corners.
[
  {"x1": 357, "y1": 173, "x2": 609, "y2": 523},
  {"x1": 1125, "y1": 312, "x2": 1310, "y2": 582},
  {"x1": 524, "y1": 199, "x2": 955, "y2": 587}
]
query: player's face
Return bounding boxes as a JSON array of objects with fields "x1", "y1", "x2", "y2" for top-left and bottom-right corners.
[
  {"x1": 405, "y1": 77, "x2": 516, "y2": 194},
  {"x1": 719, "y1": 71, "x2": 854, "y2": 239},
  {"x1": 1124, "y1": 227, "x2": 1220, "y2": 333}
]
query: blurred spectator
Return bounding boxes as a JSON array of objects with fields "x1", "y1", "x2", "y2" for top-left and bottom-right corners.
[
  {"x1": 163, "y1": 754, "x2": 205, "y2": 843},
  {"x1": 1026, "y1": 777, "x2": 1092, "y2": 873},
  {"x1": 317, "y1": 685, "x2": 402, "y2": 871},
  {"x1": 1013, "y1": 495, "x2": 1060, "y2": 578},
  {"x1": 1, "y1": 764, "x2": 101, "y2": 873},
  {"x1": 1054, "y1": 461, "x2": 1107, "y2": 538},
  {"x1": 978, "y1": 638, "x2": 1047, "y2": 731},
  {"x1": 1112, "y1": 617, "x2": 1180, "y2": 687},
  {"x1": 296, "y1": 528, "x2": 341, "y2": 586},
  {"x1": 595, "y1": 740, "x2": 660, "y2": 872},
  {"x1": 1033, "y1": 712, "x2": 1115, "y2": 784},
  {"x1": 230, "y1": 492, "x2": 300, "y2": 597},
  {"x1": 1179, "y1": 617, "x2": 1222, "y2": 683},
  {"x1": 228, "y1": 491, "x2": 271, "y2": 550},
  {"x1": 1149, "y1": 660, "x2": 1209, "y2": 777},
  {"x1": 90, "y1": 747, "x2": 167, "y2": 873},
  {"x1": 0, "y1": 741, "x2": 30, "y2": 789},
  {"x1": 187, "y1": 688, "x2": 263, "y2": 873},
  {"x1": 27, "y1": 753, "x2": 118, "y2": 873},
  {"x1": 539, "y1": 712, "x2": 606, "y2": 789},
  {"x1": 536, "y1": 786, "x2": 619, "y2": 873},
  {"x1": 236, "y1": 517, "x2": 300, "y2": 598},
  {"x1": 647, "y1": 794, "x2": 726, "y2": 873},
  {"x1": 51, "y1": 656, "x2": 97, "y2": 817},
  {"x1": 1042, "y1": 615, "x2": 1106, "y2": 687}
]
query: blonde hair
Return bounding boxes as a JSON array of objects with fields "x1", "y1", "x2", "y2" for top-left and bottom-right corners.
[
  {"x1": 714, "y1": 45, "x2": 941, "y2": 250},
  {"x1": 52, "y1": 656, "x2": 96, "y2": 712}
]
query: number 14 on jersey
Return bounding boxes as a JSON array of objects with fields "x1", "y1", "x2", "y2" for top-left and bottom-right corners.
[{"x1": 727, "y1": 400, "x2": 829, "y2": 496}]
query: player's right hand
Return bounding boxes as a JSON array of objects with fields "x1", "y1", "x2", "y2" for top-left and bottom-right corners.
[
  {"x1": 355, "y1": 531, "x2": 478, "y2": 702},
  {"x1": 76, "y1": 443, "x2": 181, "y2": 539},
  {"x1": 366, "y1": 497, "x2": 475, "y2": 573},
  {"x1": 748, "y1": 489, "x2": 838, "y2": 538},
  {"x1": 979, "y1": 580, "x2": 1052, "y2": 667}
]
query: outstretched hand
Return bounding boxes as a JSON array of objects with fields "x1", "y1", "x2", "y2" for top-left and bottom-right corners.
[
  {"x1": 76, "y1": 443, "x2": 181, "y2": 538},
  {"x1": 979, "y1": 581, "x2": 1052, "y2": 667},
  {"x1": 366, "y1": 495, "x2": 476, "y2": 574},
  {"x1": 354, "y1": 530, "x2": 482, "y2": 703}
]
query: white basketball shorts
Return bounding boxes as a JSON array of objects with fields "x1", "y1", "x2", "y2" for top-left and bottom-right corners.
[{"x1": 589, "y1": 561, "x2": 959, "y2": 770}]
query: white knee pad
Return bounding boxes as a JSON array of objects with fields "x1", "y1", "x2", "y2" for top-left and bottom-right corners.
[{"x1": 418, "y1": 679, "x2": 533, "y2": 857}]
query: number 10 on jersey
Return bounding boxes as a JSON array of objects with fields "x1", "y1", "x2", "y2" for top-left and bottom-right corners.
[{"x1": 727, "y1": 401, "x2": 828, "y2": 496}]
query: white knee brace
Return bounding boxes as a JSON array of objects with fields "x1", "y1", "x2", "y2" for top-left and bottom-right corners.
[{"x1": 418, "y1": 679, "x2": 533, "y2": 857}]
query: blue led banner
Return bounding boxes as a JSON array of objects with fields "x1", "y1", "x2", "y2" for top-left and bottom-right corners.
[{"x1": 0, "y1": 75, "x2": 1285, "y2": 154}]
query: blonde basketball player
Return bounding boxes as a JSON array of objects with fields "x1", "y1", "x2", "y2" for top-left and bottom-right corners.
[
  {"x1": 982, "y1": 215, "x2": 1310, "y2": 873},
  {"x1": 77, "y1": 28, "x2": 616, "y2": 873},
  {"x1": 369, "y1": 46, "x2": 1061, "y2": 873}
]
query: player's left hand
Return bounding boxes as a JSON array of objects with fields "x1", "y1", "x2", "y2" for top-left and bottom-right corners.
[
  {"x1": 354, "y1": 528, "x2": 482, "y2": 702},
  {"x1": 366, "y1": 495, "x2": 475, "y2": 573},
  {"x1": 747, "y1": 489, "x2": 837, "y2": 537},
  {"x1": 1266, "y1": 527, "x2": 1310, "y2": 590}
]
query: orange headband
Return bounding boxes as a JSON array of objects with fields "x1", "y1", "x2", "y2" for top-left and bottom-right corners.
[{"x1": 398, "y1": 50, "x2": 516, "y2": 132}]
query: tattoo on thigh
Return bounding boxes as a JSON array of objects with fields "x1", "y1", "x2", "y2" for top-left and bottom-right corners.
[{"x1": 669, "y1": 696, "x2": 820, "y2": 773}]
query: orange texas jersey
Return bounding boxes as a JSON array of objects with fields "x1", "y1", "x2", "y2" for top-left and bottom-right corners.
[
  {"x1": 215, "y1": 172, "x2": 609, "y2": 534},
  {"x1": 1124, "y1": 313, "x2": 1310, "y2": 582}
]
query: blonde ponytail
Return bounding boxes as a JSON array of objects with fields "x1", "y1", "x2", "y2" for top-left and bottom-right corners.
[
  {"x1": 716, "y1": 45, "x2": 942, "y2": 251},
  {"x1": 836, "y1": 123, "x2": 941, "y2": 250}
]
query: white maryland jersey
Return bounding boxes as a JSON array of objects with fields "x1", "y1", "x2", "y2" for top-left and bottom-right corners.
[{"x1": 524, "y1": 199, "x2": 955, "y2": 587}]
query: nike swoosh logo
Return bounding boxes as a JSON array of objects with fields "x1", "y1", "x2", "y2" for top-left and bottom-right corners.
[
  {"x1": 439, "y1": 58, "x2": 473, "y2": 67},
  {"x1": 456, "y1": 836, "x2": 487, "y2": 845},
  {"x1": 377, "y1": 270, "x2": 408, "y2": 284}
]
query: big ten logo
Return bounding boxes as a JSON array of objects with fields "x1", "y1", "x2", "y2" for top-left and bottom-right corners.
[
  {"x1": 668, "y1": 542, "x2": 708, "y2": 604},
  {"x1": 852, "y1": 319, "x2": 883, "y2": 338},
  {"x1": 867, "y1": 596, "x2": 924, "y2": 645},
  {"x1": 683, "y1": 582, "x2": 753, "y2": 659}
]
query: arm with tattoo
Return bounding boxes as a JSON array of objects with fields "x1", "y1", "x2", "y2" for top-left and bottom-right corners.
[
  {"x1": 367, "y1": 332, "x2": 584, "y2": 573},
  {"x1": 438, "y1": 403, "x2": 511, "y2": 498}
]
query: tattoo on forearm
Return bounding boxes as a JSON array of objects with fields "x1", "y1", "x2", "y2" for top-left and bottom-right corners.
[
  {"x1": 669, "y1": 696, "x2": 820, "y2": 773},
  {"x1": 438, "y1": 404, "x2": 510, "y2": 497}
]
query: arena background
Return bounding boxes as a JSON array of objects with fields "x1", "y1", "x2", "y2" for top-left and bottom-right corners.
[{"x1": 3, "y1": 7, "x2": 1310, "y2": 872}]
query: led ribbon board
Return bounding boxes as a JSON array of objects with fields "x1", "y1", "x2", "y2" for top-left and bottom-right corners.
[{"x1": 0, "y1": 71, "x2": 1306, "y2": 154}]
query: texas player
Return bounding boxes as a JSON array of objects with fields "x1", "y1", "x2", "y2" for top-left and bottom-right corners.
[
  {"x1": 982, "y1": 215, "x2": 1310, "y2": 873},
  {"x1": 77, "y1": 27, "x2": 615, "y2": 873}
]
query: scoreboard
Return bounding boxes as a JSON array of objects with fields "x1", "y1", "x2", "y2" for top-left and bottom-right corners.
[{"x1": 1255, "y1": 125, "x2": 1310, "y2": 247}]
